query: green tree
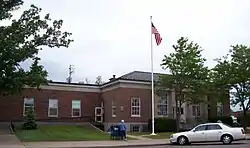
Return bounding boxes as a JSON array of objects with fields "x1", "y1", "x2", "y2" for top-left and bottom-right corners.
[
  {"x1": 95, "y1": 76, "x2": 104, "y2": 85},
  {"x1": 212, "y1": 45, "x2": 250, "y2": 127},
  {"x1": 0, "y1": 0, "x2": 73, "y2": 96},
  {"x1": 22, "y1": 105, "x2": 37, "y2": 130},
  {"x1": 158, "y1": 37, "x2": 209, "y2": 131}
]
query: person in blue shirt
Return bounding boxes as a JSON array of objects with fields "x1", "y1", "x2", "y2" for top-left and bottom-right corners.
[{"x1": 119, "y1": 120, "x2": 127, "y2": 140}]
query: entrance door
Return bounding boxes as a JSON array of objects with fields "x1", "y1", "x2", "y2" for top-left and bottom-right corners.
[{"x1": 95, "y1": 107, "x2": 103, "y2": 122}]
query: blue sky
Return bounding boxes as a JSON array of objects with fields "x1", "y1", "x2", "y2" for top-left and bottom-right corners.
[{"x1": 14, "y1": 0, "x2": 250, "y2": 111}]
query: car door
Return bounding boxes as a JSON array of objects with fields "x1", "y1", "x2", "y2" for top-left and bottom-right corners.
[
  {"x1": 188, "y1": 125, "x2": 207, "y2": 142},
  {"x1": 205, "y1": 124, "x2": 223, "y2": 142}
]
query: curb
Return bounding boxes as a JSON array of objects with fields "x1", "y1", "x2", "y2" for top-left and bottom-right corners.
[
  {"x1": 66, "y1": 143, "x2": 170, "y2": 148},
  {"x1": 65, "y1": 138, "x2": 250, "y2": 148}
]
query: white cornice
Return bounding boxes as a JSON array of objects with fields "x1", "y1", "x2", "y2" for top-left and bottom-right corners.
[{"x1": 24, "y1": 80, "x2": 160, "y2": 93}]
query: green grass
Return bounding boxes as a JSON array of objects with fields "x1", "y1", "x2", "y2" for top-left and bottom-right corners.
[
  {"x1": 128, "y1": 132, "x2": 174, "y2": 139},
  {"x1": 15, "y1": 125, "x2": 112, "y2": 142}
]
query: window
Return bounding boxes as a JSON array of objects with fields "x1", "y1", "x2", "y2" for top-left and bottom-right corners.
[
  {"x1": 192, "y1": 105, "x2": 201, "y2": 117},
  {"x1": 217, "y1": 104, "x2": 223, "y2": 116},
  {"x1": 72, "y1": 100, "x2": 81, "y2": 117},
  {"x1": 23, "y1": 98, "x2": 34, "y2": 116},
  {"x1": 197, "y1": 106, "x2": 200, "y2": 116},
  {"x1": 177, "y1": 107, "x2": 184, "y2": 115},
  {"x1": 194, "y1": 125, "x2": 206, "y2": 131},
  {"x1": 131, "y1": 97, "x2": 140, "y2": 117},
  {"x1": 48, "y1": 99, "x2": 58, "y2": 117},
  {"x1": 173, "y1": 107, "x2": 184, "y2": 115},
  {"x1": 131, "y1": 125, "x2": 140, "y2": 132},
  {"x1": 157, "y1": 95, "x2": 167, "y2": 116},
  {"x1": 112, "y1": 100, "x2": 116, "y2": 117},
  {"x1": 207, "y1": 124, "x2": 222, "y2": 130}
]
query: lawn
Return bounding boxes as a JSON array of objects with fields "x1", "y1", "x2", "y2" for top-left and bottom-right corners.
[
  {"x1": 15, "y1": 125, "x2": 112, "y2": 142},
  {"x1": 128, "y1": 132, "x2": 173, "y2": 139}
]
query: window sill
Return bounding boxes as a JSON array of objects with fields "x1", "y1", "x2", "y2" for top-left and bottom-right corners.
[
  {"x1": 48, "y1": 115, "x2": 58, "y2": 117},
  {"x1": 112, "y1": 115, "x2": 116, "y2": 118},
  {"x1": 157, "y1": 115, "x2": 168, "y2": 117},
  {"x1": 131, "y1": 115, "x2": 141, "y2": 118}
]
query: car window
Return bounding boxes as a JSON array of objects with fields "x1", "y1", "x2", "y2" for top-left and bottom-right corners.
[
  {"x1": 207, "y1": 124, "x2": 222, "y2": 130},
  {"x1": 194, "y1": 125, "x2": 206, "y2": 131}
]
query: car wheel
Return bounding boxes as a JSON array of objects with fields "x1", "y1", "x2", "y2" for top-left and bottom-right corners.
[
  {"x1": 221, "y1": 134, "x2": 233, "y2": 145},
  {"x1": 177, "y1": 136, "x2": 188, "y2": 145}
]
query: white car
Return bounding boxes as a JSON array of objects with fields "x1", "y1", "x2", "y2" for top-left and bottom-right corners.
[{"x1": 170, "y1": 123, "x2": 246, "y2": 145}]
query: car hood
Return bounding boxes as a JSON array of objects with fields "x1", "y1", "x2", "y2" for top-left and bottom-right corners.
[{"x1": 173, "y1": 131, "x2": 190, "y2": 136}]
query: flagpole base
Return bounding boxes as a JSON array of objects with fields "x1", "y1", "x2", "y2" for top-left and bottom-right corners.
[{"x1": 150, "y1": 133, "x2": 157, "y2": 136}]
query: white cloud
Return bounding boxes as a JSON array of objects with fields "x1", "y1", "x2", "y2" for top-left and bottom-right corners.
[{"x1": 15, "y1": 0, "x2": 250, "y2": 85}]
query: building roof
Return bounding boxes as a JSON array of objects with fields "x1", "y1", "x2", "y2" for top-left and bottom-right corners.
[
  {"x1": 119, "y1": 71, "x2": 170, "y2": 82},
  {"x1": 48, "y1": 71, "x2": 171, "y2": 87}
]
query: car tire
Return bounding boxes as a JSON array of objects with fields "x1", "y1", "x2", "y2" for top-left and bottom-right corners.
[
  {"x1": 221, "y1": 134, "x2": 233, "y2": 145},
  {"x1": 177, "y1": 136, "x2": 188, "y2": 145}
]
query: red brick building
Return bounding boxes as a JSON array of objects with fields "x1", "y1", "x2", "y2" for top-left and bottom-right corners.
[{"x1": 0, "y1": 71, "x2": 230, "y2": 132}]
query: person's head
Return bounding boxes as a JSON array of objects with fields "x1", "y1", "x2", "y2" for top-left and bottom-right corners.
[{"x1": 121, "y1": 120, "x2": 124, "y2": 123}]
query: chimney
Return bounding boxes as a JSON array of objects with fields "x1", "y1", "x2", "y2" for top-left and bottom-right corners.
[{"x1": 109, "y1": 75, "x2": 116, "y2": 81}]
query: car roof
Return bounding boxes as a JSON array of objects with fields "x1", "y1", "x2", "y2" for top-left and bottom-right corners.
[{"x1": 198, "y1": 123, "x2": 223, "y2": 126}]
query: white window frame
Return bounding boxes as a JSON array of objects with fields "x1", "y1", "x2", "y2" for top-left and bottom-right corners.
[
  {"x1": 48, "y1": 99, "x2": 58, "y2": 117},
  {"x1": 72, "y1": 100, "x2": 81, "y2": 117},
  {"x1": 157, "y1": 95, "x2": 168, "y2": 116},
  {"x1": 131, "y1": 97, "x2": 140, "y2": 117},
  {"x1": 111, "y1": 100, "x2": 116, "y2": 117},
  {"x1": 23, "y1": 98, "x2": 34, "y2": 116},
  {"x1": 192, "y1": 105, "x2": 201, "y2": 117},
  {"x1": 217, "y1": 103, "x2": 223, "y2": 116}
]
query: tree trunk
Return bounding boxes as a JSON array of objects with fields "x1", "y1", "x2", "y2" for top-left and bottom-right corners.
[
  {"x1": 243, "y1": 108, "x2": 247, "y2": 130},
  {"x1": 175, "y1": 98, "x2": 180, "y2": 132}
]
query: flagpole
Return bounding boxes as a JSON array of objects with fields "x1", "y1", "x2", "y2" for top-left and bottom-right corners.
[{"x1": 150, "y1": 16, "x2": 156, "y2": 136}]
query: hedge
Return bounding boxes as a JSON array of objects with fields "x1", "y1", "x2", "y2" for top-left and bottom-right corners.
[
  {"x1": 208, "y1": 116, "x2": 233, "y2": 126},
  {"x1": 237, "y1": 115, "x2": 250, "y2": 127},
  {"x1": 148, "y1": 118, "x2": 176, "y2": 132}
]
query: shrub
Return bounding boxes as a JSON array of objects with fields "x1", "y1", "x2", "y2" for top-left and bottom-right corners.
[
  {"x1": 208, "y1": 116, "x2": 233, "y2": 126},
  {"x1": 22, "y1": 106, "x2": 37, "y2": 130},
  {"x1": 237, "y1": 115, "x2": 250, "y2": 127},
  {"x1": 148, "y1": 118, "x2": 176, "y2": 132}
]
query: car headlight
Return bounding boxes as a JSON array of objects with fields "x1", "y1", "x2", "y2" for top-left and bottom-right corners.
[{"x1": 170, "y1": 134, "x2": 173, "y2": 138}]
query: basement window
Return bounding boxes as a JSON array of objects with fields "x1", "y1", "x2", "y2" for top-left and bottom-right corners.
[{"x1": 131, "y1": 125, "x2": 140, "y2": 132}]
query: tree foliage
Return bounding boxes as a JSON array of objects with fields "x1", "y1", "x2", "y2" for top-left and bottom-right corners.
[
  {"x1": 22, "y1": 105, "x2": 37, "y2": 130},
  {"x1": 95, "y1": 76, "x2": 104, "y2": 85},
  {"x1": 158, "y1": 37, "x2": 209, "y2": 131},
  {"x1": 0, "y1": 0, "x2": 73, "y2": 96},
  {"x1": 212, "y1": 45, "x2": 250, "y2": 122}
]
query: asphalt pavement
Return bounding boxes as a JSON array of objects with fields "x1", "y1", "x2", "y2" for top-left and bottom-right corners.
[{"x1": 125, "y1": 140, "x2": 250, "y2": 148}]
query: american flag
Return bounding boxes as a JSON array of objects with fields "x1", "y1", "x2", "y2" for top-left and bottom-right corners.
[{"x1": 151, "y1": 23, "x2": 162, "y2": 46}]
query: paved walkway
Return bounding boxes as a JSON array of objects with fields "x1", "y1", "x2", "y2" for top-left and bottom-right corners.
[
  {"x1": 24, "y1": 139, "x2": 168, "y2": 148},
  {"x1": 0, "y1": 123, "x2": 24, "y2": 148},
  {"x1": 23, "y1": 134, "x2": 250, "y2": 148},
  {"x1": 126, "y1": 134, "x2": 151, "y2": 140}
]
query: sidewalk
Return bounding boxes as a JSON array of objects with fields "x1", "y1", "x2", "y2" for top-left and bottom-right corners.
[
  {"x1": 0, "y1": 134, "x2": 24, "y2": 148},
  {"x1": 0, "y1": 123, "x2": 24, "y2": 148},
  {"x1": 23, "y1": 134, "x2": 250, "y2": 148},
  {"x1": 24, "y1": 139, "x2": 168, "y2": 148}
]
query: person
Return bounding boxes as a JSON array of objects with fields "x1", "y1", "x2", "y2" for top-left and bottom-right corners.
[{"x1": 119, "y1": 120, "x2": 127, "y2": 140}]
